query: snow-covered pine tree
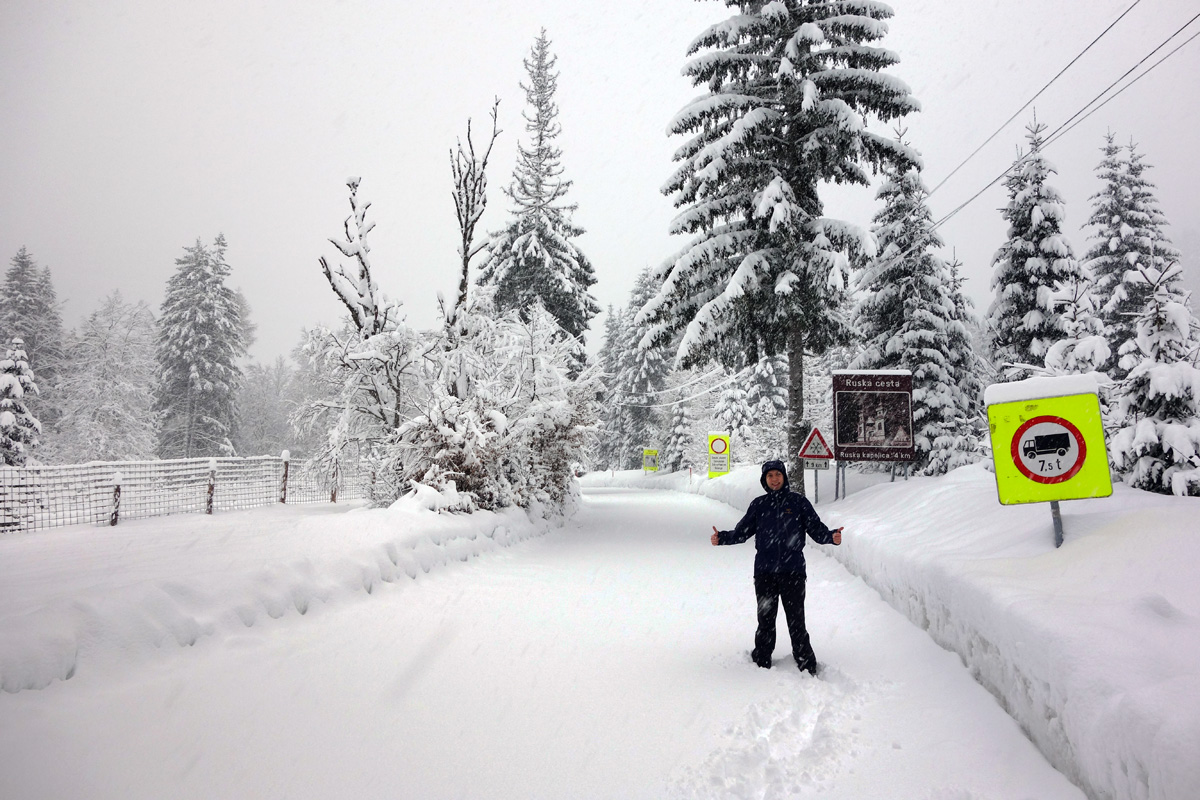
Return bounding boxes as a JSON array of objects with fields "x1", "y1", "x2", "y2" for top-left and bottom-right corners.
[
  {"x1": 594, "y1": 304, "x2": 628, "y2": 470},
  {"x1": 1042, "y1": 268, "x2": 1110, "y2": 377},
  {"x1": 986, "y1": 120, "x2": 1087, "y2": 380},
  {"x1": 639, "y1": 0, "x2": 919, "y2": 484},
  {"x1": 42, "y1": 293, "x2": 157, "y2": 463},
  {"x1": 1109, "y1": 258, "x2": 1200, "y2": 495},
  {"x1": 747, "y1": 353, "x2": 789, "y2": 415},
  {"x1": 935, "y1": 256, "x2": 988, "y2": 469},
  {"x1": 617, "y1": 269, "x2": 671, "y2": 468},
  {"x1": 0, "y1": 337, "x2": 41, "y2": 466},
  {"x1": 155, "y1": 235, "x2": 249, "y2": 458},
  {"x1": 744, "y1": 353, "x2": 789, "y2": 460},
  {"x1": 714, "y1": 373, "x2": 755, "y2": 458},
  {"x1": 1084, "y1": 135, "x2": 1182, "y2": 380},
  {"x1": 0, "y1": 248, "x2": 63, "y2": 429},
  {"x1": 662, "y1": 395, "x2": 694, "y2": 473},
  {"x1": 477, "y1": 30, "x2": 599, "y2": 358},
  {"x1": 852, "y1": 152, "x2": 979, "y2": 473}
]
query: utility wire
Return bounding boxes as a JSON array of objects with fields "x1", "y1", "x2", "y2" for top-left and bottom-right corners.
[
  {"x1": 925, "y1": 0, "x2": 1144, "y2": 201},
  {"x1": 1046, "y1": 25, "x2": 1200, "y2": 148},
  {"x1": 1041, "y1": 10, "x2": 1200, "y2": 150},
  {"x1": 928, "y1": 10, "x2": 1200, "y2": 236},
  {"x1": 608, "y1": 365, "x2": 724, "y2": 397},
  {"x1": 612, "y1": 368, "x2": 746, "y2": 409}
]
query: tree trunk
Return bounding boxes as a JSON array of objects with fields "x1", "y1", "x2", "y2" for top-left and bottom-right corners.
[{"x1": 787, "y1": 325, "x2": 810, "y2": 496}]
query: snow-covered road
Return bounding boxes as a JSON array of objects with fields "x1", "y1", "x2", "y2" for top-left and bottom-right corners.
[{"x1": 1, "y1": 487, "x2": 1083, "y2": 799}]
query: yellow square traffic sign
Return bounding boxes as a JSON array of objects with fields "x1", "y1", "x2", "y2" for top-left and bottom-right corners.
[
  {"x1": 987, "y1": 392, "x2": 1112, "y2": 504},
  {"x1": 707, "y1": 433, "x2": 731, "y2": 478}
]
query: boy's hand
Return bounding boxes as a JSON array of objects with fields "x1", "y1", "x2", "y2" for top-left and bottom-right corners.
[
  {"x1": 711, "y1": 526, "x2": 720, "y2": 546},
  {"x1": 832, "y1": 527, "x2": 843, "y2": 546}
]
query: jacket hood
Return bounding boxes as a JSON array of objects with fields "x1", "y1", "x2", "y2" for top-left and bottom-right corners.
[{"x1": 760, "y1": 459, "x2": 789, "y2": 493}]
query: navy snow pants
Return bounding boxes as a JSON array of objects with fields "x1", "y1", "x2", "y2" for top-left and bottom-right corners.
[{"x1": 751, "y1": 571, "x2": 817, "y2": 673}]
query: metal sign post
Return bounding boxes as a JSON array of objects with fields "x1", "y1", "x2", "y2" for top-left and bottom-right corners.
[{"x1": 798, "y1": 428, "x2": 833, "y2": 503}]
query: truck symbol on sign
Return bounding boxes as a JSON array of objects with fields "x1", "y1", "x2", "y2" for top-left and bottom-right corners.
[{"x1": 1023, "y1": 433, "x2": 1070, "y2": 460}]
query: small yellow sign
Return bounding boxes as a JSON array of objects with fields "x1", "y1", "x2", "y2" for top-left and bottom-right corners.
[
  {"x1": 987, "y1": 392, "x2": 1112, "y2": 504},
  {"x1": 708, "y1": 433, "x2": 731, "y2": 479},
  {"x1": 642, "y1": 449, "x2": 659, "y2": 472}
]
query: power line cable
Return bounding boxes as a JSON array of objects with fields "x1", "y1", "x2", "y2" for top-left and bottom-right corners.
[
  {"x1": 1040, "y1": 10, "x2": 1200, "y2": 150},
  {"x1": 928, "y1": 10, "x2": 1200, "y2": 235},
  {"x1": 612, "y1": 368, "x2": 746, "y2": 408},
  {"x1": 1046, "y1": 25, "x2": 1200, "y2": 148},
  {"x1": 925, "y1": 0, "x2": 1144, "y2": 200}
]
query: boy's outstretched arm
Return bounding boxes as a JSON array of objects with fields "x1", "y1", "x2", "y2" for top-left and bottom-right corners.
[{"x1": 712, "y1": 502, "x2": 759, "y2": 546}]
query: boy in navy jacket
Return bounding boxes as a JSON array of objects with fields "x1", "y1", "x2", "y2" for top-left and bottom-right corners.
[{"x1": 711, "y1": 459, "x2": 843, "y2": 674}]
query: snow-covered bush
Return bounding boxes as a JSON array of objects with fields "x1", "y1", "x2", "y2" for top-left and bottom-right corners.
[{"x1": 377, "y1": 293, "x2": 598, "y2": 512}]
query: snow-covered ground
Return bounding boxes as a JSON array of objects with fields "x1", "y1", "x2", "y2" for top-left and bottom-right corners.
[
  {"x1": 0, "y1": 463, "x2": 1194, "y2": 798},
  {"x1": 586, "y1": 464, "x2": 1200, "y2": 800}
]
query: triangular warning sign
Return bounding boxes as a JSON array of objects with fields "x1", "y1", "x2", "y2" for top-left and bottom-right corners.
[{"x1": 798, "y1": 428, "x2": 833, "y2": 459}]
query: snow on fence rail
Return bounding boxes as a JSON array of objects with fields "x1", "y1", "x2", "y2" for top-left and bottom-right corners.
[{"x1": 0, "y1": 453, "x2": 366, "y2": 533}]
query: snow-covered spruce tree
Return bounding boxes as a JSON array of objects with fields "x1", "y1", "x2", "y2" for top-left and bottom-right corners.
[
  {"x1": 42, "y1": 293, "x2": 157, "y2": 463},
  {"x1": 639, "y1": 0, "x2": 919, "y2": 484},
  {"x1": 745, "y1": 352, "x2": 789, "y2": 459},
  {"x1": 851, "y1": 153, "x2": 979, "y2": 473},
  {"x1": 155, "y1": 235, "x2": 249, "y2": 458},
  {"x1": 935, "y1": 256, "x2": 988, "y2": 468},
  {"x1": 1084, "y1": 135, "x2": 1182, "y2": 380},
  {"x1": 985, "y1": 120, "x2": 1087, "y2": 381},
  {"x1": 714, "y1": 372, "x2": 755, "y2": 457},
  {"x1": 1109, "y1": 259, "x2": 1200, "y2": 495},
  {"x1": 0, "y1": 248, "x2": 63, "y2": 429},
  {"x1": 594, "y1": 304, "x2": 629, "y2": 470},
  {"x1": 747, "y1": 353, "x2": 789, "y2": 415},
  {"x1": 617, "y1": 268, "x2": 671, "y2": 468},
  {"x1": 1042, "y1": 269, "x2": 1110, "y2": 377},
  {"x1": 662, "y1": 395, "x2": 694, "y2": 472},
  {"x1": 0, "y1": 338, "x2": 41, "y2": 466},
  {"x1": 477, "y1": 30, "x2": 598, "y2": 364}
]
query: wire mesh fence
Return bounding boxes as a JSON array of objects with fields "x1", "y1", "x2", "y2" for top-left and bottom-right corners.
[{"x1": 0, "y1": 453, "x2": 368, "y2": 534}]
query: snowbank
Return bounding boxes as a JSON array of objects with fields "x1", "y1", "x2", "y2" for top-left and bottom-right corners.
[
  {"x1": 0, "y1": 497, "x2": 552, "y2": 693},
  {"x1": 582, "y1": 463, "x2": 1200, "y2": 800}
]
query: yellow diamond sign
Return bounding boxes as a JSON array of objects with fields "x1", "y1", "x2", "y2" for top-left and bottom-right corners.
[{"x1": 987, "y1": 387, "x2": 1112, "y2": 505}]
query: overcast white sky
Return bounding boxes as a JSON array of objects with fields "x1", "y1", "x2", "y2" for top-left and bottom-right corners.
[{"x1": 2, "y1": 0, "x2": 1198, "y2": 364}]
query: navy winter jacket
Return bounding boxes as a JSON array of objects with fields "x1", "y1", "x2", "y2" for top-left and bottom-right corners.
[{"x1": 716, "y1": 460, "x2": 837, "y2": 574}]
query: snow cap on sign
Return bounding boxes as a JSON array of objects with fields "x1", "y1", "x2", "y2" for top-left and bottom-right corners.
[
  {"x1": 832, "y1": 369, "x2": 912, "y2": 376},
  {"x1": 984, "y1": 374, "x2": 1101, "y2": 406}
]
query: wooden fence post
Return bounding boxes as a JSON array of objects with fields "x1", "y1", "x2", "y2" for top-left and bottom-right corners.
[
  {"x1": 110, "y1": 472, "x2": 122, "y2": 526},
  {"x1": 279, "y1": 450, "x2": 290, "y2": 504},
  {"x1": 206, "y1": 459, "x2": 217, "y2": 515}
]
